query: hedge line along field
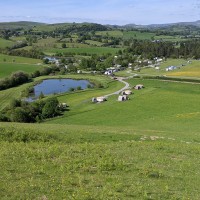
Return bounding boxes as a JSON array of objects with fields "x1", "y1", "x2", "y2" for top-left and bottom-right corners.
[
  {"x1": 0, "y1": 122, "x2": 200, "y2": 199},
  {"x1": 44, "y1": 47, "x2": 122, "y2": 55}
]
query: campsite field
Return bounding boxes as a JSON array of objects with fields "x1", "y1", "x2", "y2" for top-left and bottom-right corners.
[
  {"x1": 49, "y1": 79, "x2": 200, "y2": 138},
  {"x1": 117, "y1": 59, "x2": 200, "y2": 78},
  {"x1": 0, "y1": 76, "x2": 200, "y2": 199}
]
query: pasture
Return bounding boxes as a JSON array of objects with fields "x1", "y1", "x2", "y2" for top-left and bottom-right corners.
[
  {"x1": 0, "y1": 76, "x2": 200, "y2": 199},
  {"x1": 0, "y1": 54, "x2": 41, "y2": 64},
  {"x1": 49, "y1": 79, "x2": 200, "y2": 139},
  {"x1": 123, "y1": 31, "x2": 155, "y2": 40},
  {"x1": 0, "y1": 63, "x2": 43, "y2": 78},
  {"x1": 124, "y1": 59, "x2": 200, "y2": 78},
  {"x1": 0, "y1": 38, "x2": 14, "y2": 48}
]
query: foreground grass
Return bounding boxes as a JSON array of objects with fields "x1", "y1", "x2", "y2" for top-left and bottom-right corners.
[
  {"x1": 0, "y1": 77, "x2": 200, "y2": 199},
  {"x1": 0, "y1": 124, "x2": 200, "y2": 199}
]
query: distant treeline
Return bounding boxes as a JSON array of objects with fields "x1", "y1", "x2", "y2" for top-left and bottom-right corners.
[{"x1": 124, "y1": 39, "x2": 200, "y2": 59}]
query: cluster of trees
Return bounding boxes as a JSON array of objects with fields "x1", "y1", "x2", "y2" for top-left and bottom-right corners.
[
  {"x1": 0, "y1": 97, "x2": 66, "y2": 123},
  {"x1": 0, "y1": 71, "x2": 30, "y2": 90},
  {"x1": 123, "y1": 39, "x2": 200, "y2": 59},
  {"x1": 3, "y1": 49, "x2": 44, "y2": 59},
  {"x1": 8, "y1": 41, "x2": 28, "y2": 50}
]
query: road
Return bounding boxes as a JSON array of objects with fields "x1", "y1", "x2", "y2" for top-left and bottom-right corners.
[{"x1": 104, "y1": 77, "x2": 130, "y2": 98}]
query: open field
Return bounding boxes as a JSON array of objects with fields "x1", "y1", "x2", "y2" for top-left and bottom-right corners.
[
  {"x1": 44, "y1": 47, "x2": 121, "y2": 55},
  {"x1": 117, "y1": 59, "x2": 200, "y2": 78},
  {"x1": 123, "y1": 31, "x2": 155, "y2": 40},
  {"x1": 48, "y1": 79, "x2": 200, "y2": 137},
  {"x1": 0, "y1": 38, "x2": 15, "y2": 48},
  {"x1": 0, "y1": 117, "x2": 200, "y2": 199},
  {"x1": 0, "y1": 76, "x2": 200, "y2": 198},
  {"x1": 0, "y1": 54, "x2": 42, "y2": 64},
  {"x1": 0, "y1": 63, "x2": 43, "y2": 78},
  {"x1": 96, "y1": 30, "x2": 123, "y2": 37}
]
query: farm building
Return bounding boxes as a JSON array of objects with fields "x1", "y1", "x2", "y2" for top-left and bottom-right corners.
[
  {"x1": 134, "y1": 84, "x2": 144, "y2": 90},
  {"x1": 118, "y1": 95, "x2": 129, "y2": 101}
]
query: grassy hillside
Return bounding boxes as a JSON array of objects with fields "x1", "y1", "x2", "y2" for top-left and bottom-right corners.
[
  {"x1": 0, "y1": 63, "x2": 43, "y2": 78},
  {"x1": 123, "y1": 59, "x2": 200, "y2": 78},
  {"x1": 0, "y1": 77, "x2": 200, "y2": 198},
  {"x1": 48, "y1": 79, "x2": 200, "y2": 138},
  {"x1": 0, "y1": 54, "x2": 43, "y2": 78},
  {"x1": 0, "y1": 38, "x2": 15, "y2": 48},
  {"x1": 0, "y1": 122, "x2": 200, "y2": 199}
]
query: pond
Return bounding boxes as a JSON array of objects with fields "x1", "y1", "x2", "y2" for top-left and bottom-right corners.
[{"x1": 27, "y1": 79, "x2": 92, "y2": 101}]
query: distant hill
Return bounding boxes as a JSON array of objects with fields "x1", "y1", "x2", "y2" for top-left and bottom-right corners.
[
  {"x1": 122, "y1": 20, "x2": 200, "y2": 29},
  {"x1": 0, "y1": 21, "x2": 46, "y2": 30}
]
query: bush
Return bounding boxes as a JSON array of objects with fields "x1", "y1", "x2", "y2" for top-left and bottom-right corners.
[{"x1": 0, "y1": 71, "x2": 30, "y2": 90}]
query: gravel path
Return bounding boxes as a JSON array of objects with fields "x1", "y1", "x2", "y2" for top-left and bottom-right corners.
[{"x1": 104, "y1": 77, "x2": 130, "y2": 98}]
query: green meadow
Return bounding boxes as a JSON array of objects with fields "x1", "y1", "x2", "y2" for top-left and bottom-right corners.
[
  {"x1": 48, "y1": 79, "x2": 200, "y2": 138},
  {"x1": 123, "y1": 31, "x2": 155, "y2": 40},
  {"x1": 0, "y1": 75, "x2": 200, "y2": 198},
  {"x1": 0, "y1": 38, "x2": 15, "y2": 48},
  {"x1": 0, "y1": 54, "x2": 41, "y2": 64},
  {"x1": 121, "y1": 59, "x2": 200, "y2": 78}
]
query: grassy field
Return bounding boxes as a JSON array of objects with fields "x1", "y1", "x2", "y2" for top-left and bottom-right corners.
[
  {"x1": 48, "y1": 79, "x2": 200, "y2": 137},
  {"x1": 0, "y1": 63, "x2": 43, "y2": 78},
  {"x1": 0, "y1": 38, "x2": 15, "y2": 48},
  {"x1": 0, "y1": 54, "x2": 42, "y2": 64},
  {"x1": 123, "y1": 31, "x2": 155, "y2": 40},
  {"x1": 0, "y1": 75, "x2": 200, "y2": 199},
  {"x1": 44, "y1": 47, "x2": 121, "y2": 55},
  {"x1": 119, "y1": 59, "x2": 200, "y2": 78},
  {"x1": 96, "y1": 30, "x2": 123, "y2": 37},
  {"x1": 0, "y1": 113, "x2": 200, "y2": 199},
  {"x1": 0, "y1": 53, "x2": 44, "y2": 78}
]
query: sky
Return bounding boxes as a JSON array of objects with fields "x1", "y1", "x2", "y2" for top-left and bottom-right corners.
[{"x1": 0, "y1": 0, "x2": 200, "y2": 25}]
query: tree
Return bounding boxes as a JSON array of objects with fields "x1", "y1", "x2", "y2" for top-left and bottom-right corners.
[
  {"x1": 10, "y1": 107, "x2": 29, "y2": 122},
  {"x1": 42, "y1": 97, "x2": 59, "y2": 118},
  {"x1": 62, "y1": 43, "x2": 67, "y2": 48}
]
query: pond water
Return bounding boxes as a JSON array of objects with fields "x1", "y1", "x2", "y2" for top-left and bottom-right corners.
[{"x1": 28, "y1": 79, "x2": 92, "y2": 101}]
